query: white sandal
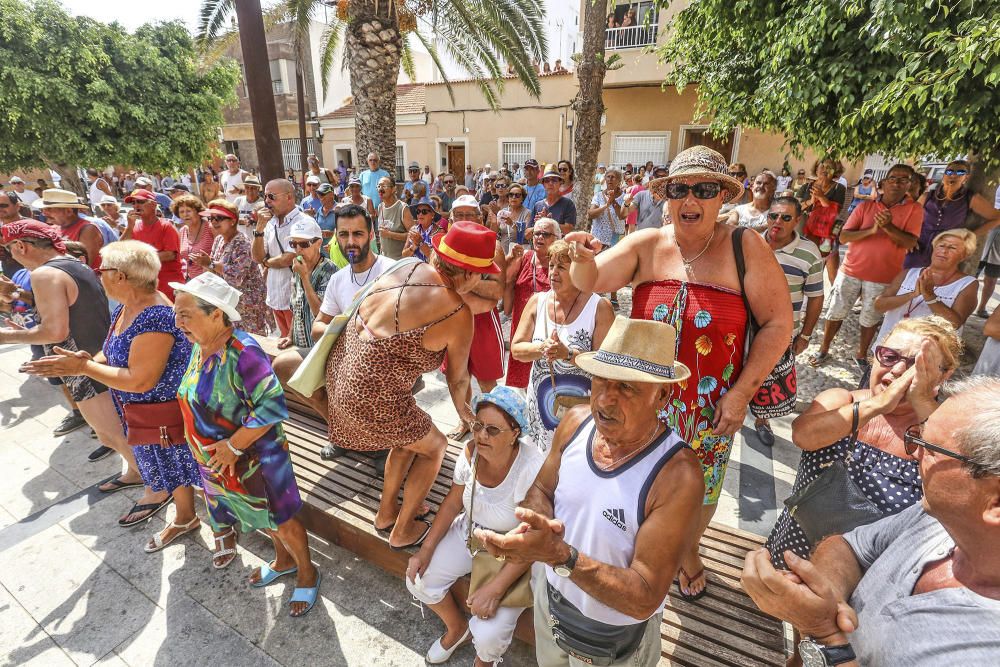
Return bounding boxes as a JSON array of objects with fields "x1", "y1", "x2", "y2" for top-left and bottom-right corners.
[
  {"x1": 212, "y1": 528, "x2": 238, "y2": 569},
  {"x1": 144, "y1": 516, "x2": 201, "y2": 554}
]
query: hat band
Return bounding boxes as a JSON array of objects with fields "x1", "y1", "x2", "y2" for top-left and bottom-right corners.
[
  {"x1": 437, "y1": 239, "x2": 494, "y2": 269},
  {"x1": 592, "y1": 350, "x2": 676, "y2": 379}
]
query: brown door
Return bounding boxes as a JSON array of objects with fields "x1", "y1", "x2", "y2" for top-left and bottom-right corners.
[
  {"x1": 447, "y1": 145, "x2": 465, "y2": 178},
  {"x1": 683, "y1": 128, "x2": 736, "y2": 161}
]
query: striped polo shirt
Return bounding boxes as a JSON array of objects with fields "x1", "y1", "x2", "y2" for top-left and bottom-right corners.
[{"x1": 774, "y1": 232, "x2": 825, "y2": 325}]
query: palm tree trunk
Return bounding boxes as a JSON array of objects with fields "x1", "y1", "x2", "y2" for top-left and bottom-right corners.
[
  {"x1": 571, "y1": 0, "x2": 610, "y2": 232},
  {"x1": 296, "y1": 64, "x2": 309, "y2": 182},
  {"x1": 346, "y1": 1, "x2": 402, "y2": 171},
  {"x1": 235, "y1": 0, "x2": 284, "y2": 182}
]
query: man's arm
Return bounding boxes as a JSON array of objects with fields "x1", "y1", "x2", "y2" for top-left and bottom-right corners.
[
  {"x1": 0, "y1": 268, "x2": 70, "y2": 345},
  {"x1": 469, "y1": 243, "x2": 506, "y2": 302},
  {"x1": 519, "y1": 406, "x2": 587, "y2": 519},
  {"x1": 838, "y1": 206, "x2": 875, "y2": 244},
  {"x1": 810, "y1": 536, "x2": 864, "y2": 605},
  {"x1": 877, "y1": 216, "x2": 919, "y2": 250},
  {"x1": 79, "y1": 224, "x2": 104, "y2": 268}
]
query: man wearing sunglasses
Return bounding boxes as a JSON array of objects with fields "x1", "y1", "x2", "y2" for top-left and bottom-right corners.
[
  {"x1": 623, "y1": 164, "x2": 669, "y2": 231},
  {"x1": 811, "y1": 164, "x2": 923, "y2": 369},
  {"x1": 121, "y1": 189, "x2": 182, "y2": 296},
  {"x1": 533, "y1": 167, "x2": 577, "y2": 236},
  {"x1": 403, "y1": 161, "x2": 423, "y2": 204},
  {"x1": 743, "y1": 376, "x2": 1000, "y2": 667},
  {"x1": 252, "y1": 179, "x2": 306, "y2": 338}
]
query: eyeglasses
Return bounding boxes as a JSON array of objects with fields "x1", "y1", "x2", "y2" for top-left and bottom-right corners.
[
  {"x1": 205, "y1": 215, "x2": 230, "y2": 223},
  {"x1": 729, "y1": 171, "x2": 746, "y2": 178},
  {"x1": 767, "y1": 212, "x2": 795, "y2": 222},
  {"x1": 558, "y1": 167, "x2": 570, "y2": 173},
  {"x1": 225, "y1": 158, "x2": 238, "y2": 163},
  {"x1": 534, "y1": 231, "x2": 556, "y2": 239},
  {"x1": 903, "y1": 423, "x2": 976, "y2": 465},
  {"x1": 288, "y1": 240, "x2": 316, "y2": 250},
  {"x1": 470, "y1": 420, "x2": 513, "y2": 437},
  {"x1": 444, "y1": 180, "x2": 455, "y2": 185},
  {"x1": 416, "y1": 208, "x2": 434, "y2": 215},
  {"x1": 264, "y1": 193, "x2": 281, "y2": 200},
  {"x1": 664, "y1": 182, "x2": 722, "y2": 200},
  {"x1": 508, "y1": 192, "x2": 524, "y2": 199},
  {"x1": 873, "y1": 345, "x2": 916, "y2": 369},
  {"x1": 96, "y1": 267, "x2": 123, "y2": 275},
  {"x1": 944, "y1": 169, "x2": 968, "y2": 177},
  {"x1": 885, "y1": 176, "x2": 912, "y2": 184},
  {"x1": 495, "y1": 183, "x2": 509, "y2": 189}
]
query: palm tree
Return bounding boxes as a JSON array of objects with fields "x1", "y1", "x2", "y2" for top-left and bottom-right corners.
[{"x1": 199, "y1": 0, "x2": 547, "y2": 173}]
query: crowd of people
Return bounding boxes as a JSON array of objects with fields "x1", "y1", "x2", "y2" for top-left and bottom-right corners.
[{"x1": 1, "y1": 144, "x2": 999, "y2": 666}]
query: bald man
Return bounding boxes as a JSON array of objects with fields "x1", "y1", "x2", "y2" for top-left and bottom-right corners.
[{"x1": 251, "y1": 179, "x2": 308, "y2": 337}]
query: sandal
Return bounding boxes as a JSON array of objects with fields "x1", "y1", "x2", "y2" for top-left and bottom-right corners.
[
  {"x1": 389, "y1": 519, "x2": 432, "y2": 552},
  {"x1": 118, "y1": 496, "x2": 174, "y2": 527},
  {"x1": 250, "y1": 562, "x2": 298, "y2": 588},
  {"x1": 374, "y1": 504, "x2": 433, "y2": 533},
  {"x1": 446, "y1": 423, "x2": 470, "y2": 441},
  {"x1": 808, "y1": 352, "x2": 829, "y2": 368},
  {"x1": 144, "y1": 516, "x2": 201, "y2": 553},
  {"x1": 212, "y1": 528, "x2": 238, "y2": 569},
  {"x1": 288, "y1": 570, "x2": 322, "y2": 617},
  {"x1": 98, "y1": 476, "x2": 143, "y2": 494},
  {"x1": 676, "y1": 567, "x2": 708, "y2": 602}
]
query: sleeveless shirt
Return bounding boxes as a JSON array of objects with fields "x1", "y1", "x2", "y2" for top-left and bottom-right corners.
[
  {"x1": 378, "y1": 200, "x2": 407, "y2": 260},
  {"x1": 43, "y1": 256, "x2": 110, "y2": 354}
]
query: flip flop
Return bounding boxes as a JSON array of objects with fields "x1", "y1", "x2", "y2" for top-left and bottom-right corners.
[
  {"x1": 388, "y1": 519, "x2": 432, "y2": 552},
  {"x1": 808, "y1": 352, "x2": 829, "y2": 368},
  {"x1": 118, "y1": 496, "x2": 174, "y2": 527},
  {"x1": 446, "y1": 423, "x2": 470, "y2": 441},
  {"x1": 288, "y1": 570, "x2": 322, "y2": 617},
  {"x1": 374, "y1": 505, "x2": 433, "y2": 533},
  {"x1": 98, "y1": 476, "x2": 143, "y2": 494},
  {"x1": 676, "y1": 567, "x2": 708, "y2": 602},
  {"x1": 250, "y1": 562, "x2": 298, "y2": 588}
]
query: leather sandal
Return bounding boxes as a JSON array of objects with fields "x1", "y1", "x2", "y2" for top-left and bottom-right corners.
[
  {"x1": 212, "y1": 529, "x2": 238, "y2": 569},
  {"x1": 144, "y1": 516, "x2": 200, "y2": 553}
]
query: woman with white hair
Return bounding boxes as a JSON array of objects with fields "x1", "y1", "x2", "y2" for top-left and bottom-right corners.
[
  {"x1": 24, "y1": 241, "x2": 202, "y2": 545},
  {"x1": 873, "y1": 228, "x2": 980, "y2": 347}
]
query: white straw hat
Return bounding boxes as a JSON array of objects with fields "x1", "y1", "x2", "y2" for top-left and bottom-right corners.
[
  {"x1": 169, "y1": 272, "x2": 242, "y2": 322},
  {"x1": 575, "y1": 316, "x2": 690, "y2": 384}
]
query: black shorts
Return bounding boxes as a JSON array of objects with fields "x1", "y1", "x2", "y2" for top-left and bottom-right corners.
[
  {"x1": 30, "y1": 345, "x2": 62, "y2": 387},
  {"x1": 980, "y1": 261, "x2": 1000, "y2": 279}
]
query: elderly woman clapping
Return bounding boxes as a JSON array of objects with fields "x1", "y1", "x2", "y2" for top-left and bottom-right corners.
[
  {"x1": 23, "y1": 241, "x2": 202, "y2": 547},
  {"x1": 170, "y1": 273, "x2": 319, "y2": 617},
  {"x1": 406, "y1": 386, "x2": 544, "y2": 667},
  {"x1": 873, "y1": 229, "x2": 980, "y2": 348}
]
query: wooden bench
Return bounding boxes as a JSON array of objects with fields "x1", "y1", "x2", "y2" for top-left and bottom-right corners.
[{"x1": 257, "y1": 337, "x2": 786, "y2": 665}]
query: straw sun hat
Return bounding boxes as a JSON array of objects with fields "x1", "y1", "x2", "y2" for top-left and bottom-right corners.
[
  {"x1": 648, "y1": 145, "x2": 745, "y2": 203},
  {"x1": 575, "y1": 316, "x2": 690, "y2": 384}
]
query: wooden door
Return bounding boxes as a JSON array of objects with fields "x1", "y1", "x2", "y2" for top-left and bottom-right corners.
[
  {"x1": 683, "y1": 128, "x2": 736, "y2": 161},
  {"x1": 447, "y1": 145, "x2": 465, "y2": 179}
]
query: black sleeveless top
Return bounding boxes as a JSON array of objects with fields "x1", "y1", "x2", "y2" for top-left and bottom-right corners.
[{"x1": 43, "y1": 257, "x2": 110, "y2": 354}]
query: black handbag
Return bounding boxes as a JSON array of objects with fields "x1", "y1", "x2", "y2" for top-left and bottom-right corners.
[
  {"x1": 546, "y1": 583, "x2": 647, "y2": 666},
  {"x1": 782, "y1": 402, "x2": 884, "y2": 547},
  {"x1": 732, "y1": 228, "x2": 797, "y2": 419}
]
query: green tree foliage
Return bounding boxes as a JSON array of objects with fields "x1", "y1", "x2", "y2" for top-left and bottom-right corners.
[
  {"x1": 0, "y1": 0, "x2": 239, "y2": 181},
  {"x1": 658, "y1": 0, "x2": 1000, "y2": 168}
]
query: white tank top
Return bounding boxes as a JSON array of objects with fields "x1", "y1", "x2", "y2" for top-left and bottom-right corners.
[
  {"x1": 875, "y1": 268, "x2": 976, "y2": 346},
  {"x1": 88, "y1": 178, "x2": 109, "y2": 208},
  {"x1": 532, "y1": 290, "x2": 600, "y2": 350},
  {"x1": 546, "y1": 416, "x2": 688, "y2": 626}
]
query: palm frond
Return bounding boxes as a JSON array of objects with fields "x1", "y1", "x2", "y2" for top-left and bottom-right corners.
[
  {"x1": 410, "y1": 31, "x2": 457, "y2": 106},
  {"x1": 319, "y1": 21, "x2": 345, "y2": 100},
  {"x1": 400, "y1": 37, "x2": 417, "y2": 83},
  {"x1": 283, "y1": 0, "x2": 315, "y2": 61},
  {"x1": 196, "y1": 0, "x2": 235, "y2": 44}
]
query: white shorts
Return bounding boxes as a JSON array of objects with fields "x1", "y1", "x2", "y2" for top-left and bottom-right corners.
[
  {"x1": 825, "y1": 272, "x2": 887, "y2": 328},
  {"x1": 404, "y1": 514, "x2": 527, "y2": 663}
]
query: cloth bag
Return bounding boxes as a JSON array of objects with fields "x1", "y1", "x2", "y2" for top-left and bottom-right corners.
[
  {"x1": 465, "y1": 449, "x2": 533, "y2": 608},
  {"x1": 732, "y1": 228, "x2": 797, "y2": 419},
  {"x1": 782, "y1": 402, "x2": 884, "y2": 547},
  {"x1": 288, "y1": 257, "x2": 419, "y2": 397}
]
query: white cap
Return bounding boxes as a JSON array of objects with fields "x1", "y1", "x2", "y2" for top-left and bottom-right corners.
[
  {"x1": 305, "y1": 175, "x2": 321, "y2": 185},
  {"x1": 451, "y1": 194, "x2": 481, "y2": 211},
  {"x1": 100, "y1": 195, "x2": 119, "y2": 206},
  {"x1": 9, "y1": 176, "x2": 24, "y2": 184},
  {"x1": 289, "y1": 217, "x2": 323, "y2": 240},
  {"x1": 484, "y1": 163, "x2": 492, "y2": 169},
  {"x1": 169, "y1": 272, "x2": 242, "y2": 322},
  {"x1": 134, "y1": 176, "x2": 153, "y2": 187}
]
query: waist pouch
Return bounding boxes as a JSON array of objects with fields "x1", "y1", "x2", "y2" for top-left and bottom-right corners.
[
  {"x1": 546, "y1": 582, "x2": 647, "y2": 666},
  {"x1": 123, "y1": 400, "x2": 187, "y2": 446}
]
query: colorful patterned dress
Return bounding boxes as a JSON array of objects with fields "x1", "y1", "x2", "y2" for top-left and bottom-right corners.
[
  {"x1": 210, "y1": 233, "x2": 272, "y2": 335},
  {"x1": 631, "y1": 280, "x2": 748, "y2": 504},
  {"x1": 105, "y1": 305, "x2": 201, "y2": 492},
  {"x1": 177, "y1": 330, "x2": 302, "y2": 531}
]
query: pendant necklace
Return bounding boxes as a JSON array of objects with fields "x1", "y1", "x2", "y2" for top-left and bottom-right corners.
[{"x1": 678, "y1": 228, "x2": 717, "y2": 273}]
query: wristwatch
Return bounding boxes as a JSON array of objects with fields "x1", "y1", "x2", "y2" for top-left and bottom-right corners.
[
  {"x1": 553, "y1": 545, "x2": 578, "y2": 578},
  {"x1": 799, "y1": 639, "x2": 856, "y2": 666},
  {"x1": 253, "y1": 231, "x2": 266, "y2": 237}
]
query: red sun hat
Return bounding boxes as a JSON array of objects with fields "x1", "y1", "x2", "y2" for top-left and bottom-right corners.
[
  {"x1": 431, "y1": 221, "x2": 500, "y2": 274},
  {"x1": 199, "y1": 205, "x2": 237, "y2": 220},
  {"x1": 124, "y1": 189, "x2": 157, "y2": 203}
]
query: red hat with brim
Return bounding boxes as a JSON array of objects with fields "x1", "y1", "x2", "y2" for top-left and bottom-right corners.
[
  {"x1": 431, "y1": 221, "x2": 500, "y2": 274},
  {"x1": 124, "y1": 189, "x2": 157, "y2": 203}
]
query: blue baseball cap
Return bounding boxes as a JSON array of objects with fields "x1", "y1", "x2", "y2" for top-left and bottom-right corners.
[{"x1": 472, "y1": 386, "x2": 529, "y2": 433}]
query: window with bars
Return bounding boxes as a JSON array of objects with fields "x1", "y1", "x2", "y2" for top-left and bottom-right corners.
[
  {"x1": 280, "y1": 138, "x2": 317, "y2": 171},
  {"x1": 395, "y1": 145, "x2": 405, "y2": 182},
  {"x1": 270, "y1": 60, "x2": 286, "y2": 95},
  {"x1": 500, "y1": 140, "x2": 534, "y2": 169},
  {"x1": 610, "y1": 134, "x2": 670, "y2": 170}
]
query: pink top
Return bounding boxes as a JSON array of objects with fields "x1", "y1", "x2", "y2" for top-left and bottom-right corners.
[
  {"x1": 626, "y1": 184, "x2": 645, "y2": 227},
  {"x1": 179, "y1": 221, "x2": 216, "y2": 279}
]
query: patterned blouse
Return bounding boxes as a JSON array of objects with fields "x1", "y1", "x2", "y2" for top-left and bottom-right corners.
[{"x1": 210, "y1": 232, "x2": 271, "y2": 335}]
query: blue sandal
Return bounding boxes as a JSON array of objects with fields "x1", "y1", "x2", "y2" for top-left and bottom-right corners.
[
  {"x1": 288, "y1": 570, "x2": 322, "y2": 617},
  {"x1": 250, "y1": 562, "x2": 298, "y2": 588}
]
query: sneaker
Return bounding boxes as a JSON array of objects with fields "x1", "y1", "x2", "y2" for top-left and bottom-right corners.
[
  {"x1": 320, "y1": 444, "x2": 350, "y2": 461},
  {"x1": 754, "y1": 421, "x2": 775, "y2": 447},
  {"x1": 53, "y1": 410, "x2": 87, "y2": 436},
  {"x1": 87, "y1": 445, "x2": 114, "y2": 463}
]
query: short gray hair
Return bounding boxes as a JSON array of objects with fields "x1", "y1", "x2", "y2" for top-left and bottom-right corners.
[
  {"x1": 605, "y1": 168, "x2": 623, "y2": 180},
  {"x1": 943, "y1": 375, "x2": 1000, "y2": 478},
  {"x1": 99, "y1": 241, "x2": 160, "y2": 291},
  {"x1": 193, "y1": 295, "x2": 233, "y2": 327}
]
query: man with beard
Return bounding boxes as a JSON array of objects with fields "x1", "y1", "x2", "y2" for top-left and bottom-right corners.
[{"x1": 722, "y1": 170, "x2": 778, "y2": 231}]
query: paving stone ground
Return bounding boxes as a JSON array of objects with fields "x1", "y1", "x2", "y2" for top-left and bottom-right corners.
[{"x1": 0, "y1": 274, "x2": 994, "y2": 666}]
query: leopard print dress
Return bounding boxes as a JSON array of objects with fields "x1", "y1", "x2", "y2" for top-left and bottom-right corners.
[{"x1": 325, "y1": 265, "x2": 465, "y2": 451}]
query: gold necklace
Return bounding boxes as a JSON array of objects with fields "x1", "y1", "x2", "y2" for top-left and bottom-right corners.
[
  {"x1": 677, "y1": 227, "x2": 717, "y2": 272},
  {"x1": 594, "y1": 422, "x2": 663, "y2": 472}
]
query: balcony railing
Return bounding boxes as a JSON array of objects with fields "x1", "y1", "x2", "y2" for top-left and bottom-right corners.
[{"x1": 605, "y1": 23, "x2": 658, "y2": 50}]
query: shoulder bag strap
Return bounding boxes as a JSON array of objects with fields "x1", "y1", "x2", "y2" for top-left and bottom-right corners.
[
  {"x1": 731, "y1": 228, "x2": 760, "y2": 351},
  {"x1": 466, "y1": 448, "x2": 479, "y2": 549}
]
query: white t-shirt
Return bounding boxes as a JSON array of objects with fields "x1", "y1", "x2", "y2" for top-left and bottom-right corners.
[
  {"x1": 453, "y1": 443, "x2": 545, "y2": 533},
  {"x1": 220, "y1": 169, "x2": 248, "y2": 203},
  {"x1": 17, "y1": 189, "x2": 39, "y2": 205},
  {"x1": 319, "y1": 254, "x2": 395, "y2": 317}
]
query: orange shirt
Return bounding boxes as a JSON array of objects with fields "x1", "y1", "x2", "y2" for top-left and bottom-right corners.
[{"x1": 840, "y1": 198, "x2": 923, "y2": 284}]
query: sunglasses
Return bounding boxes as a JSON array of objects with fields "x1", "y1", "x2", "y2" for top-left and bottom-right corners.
[
  {"x1": 469, "y1": 420, "x2": 513, "y2": 437},
  {"x1": 903, "y1": 423, "x2": 976, "y2": 465},
  {"x1": 534, "y1": 231, "x2": 556, "y2": 239},
  {"x1": 664, "y1": 182, "x2": 722, "y2": 200},
  {"x1": 874, "y1": 345, "x2": 916, "y2": 369},
  {"x1": 944, "y1": 169, "x2": 968, "y2": 176},
  {"x1": 729, "y1": 171, "x2": 746, "y2": 177},
  {"x1": 205, "y1": 215, "x2": 231, "y2": 223},
  {"x1": 508, "y1": 192, "x2": 524, "y2": 199},
  {"x1": 767, "y1": 212, "x2": 795, "y2": 222},
  {"x1": 264, "y1": 193, "x2": 282, "y2": 200},
  {"x1": 495, "y1": 183, "x2": 509, "y2": 189},
  {"x1": 444, "y1": 180, "x2": 455, "y2": 185},
  {"x1": 288, "y1": 240, "x2": 316, "y2": 250},
  {"x1": 416, "y1": 208, "x2": 434, "y2": 215},
  {"x1": 558, "y1": 167, "x2": 570, "y2": 172}
]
